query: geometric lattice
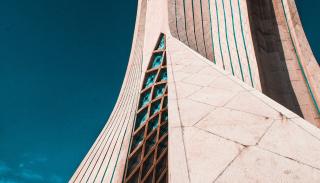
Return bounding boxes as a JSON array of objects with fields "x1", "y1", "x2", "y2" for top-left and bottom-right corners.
[{"x1": 123, "y1": 33, "x2": 168, "y2": 183}]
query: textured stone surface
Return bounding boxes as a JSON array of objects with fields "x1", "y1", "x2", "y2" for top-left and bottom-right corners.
[
  {"x1": 259, "y1": 119, "x2": 320, "y2": 169},
  {"x1": 177, "y1": 98, "x2": 215, "y2": 126},
  {"x1": 225, "y1": 91, "x2": 282, "y2": 119},
  {"x1": 167, "y1": 35, "x2": 320, "y2": 182},
  {"x1": 196, "y1": 108, "x2": 274, "y2": 145},
  {"x1": 73, "y1": 0, "x2": 320, "y2": 181},
  {"x1": 189, "y1": 86, "x2": 237, "y2": 107},
  {"x1": 216, "y1": 147, "x2": 320, "y2": 183},
  {"x1": 168, "y1": 0, "x2": 320, "y2": 126},
  {"x1": 183, "y1": 127, "x2": 243, "y2": 182},
  {"x1": 246, "y1": 0, "x2": 320, "y2": 126},
  {"x1": 168, "y1": 127, "x2": 189, "y2": 183}
]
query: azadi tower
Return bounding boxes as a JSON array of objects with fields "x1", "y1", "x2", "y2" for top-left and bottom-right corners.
[{"x1": 71, "y1": 0, "x2": 320, "y2": 182}]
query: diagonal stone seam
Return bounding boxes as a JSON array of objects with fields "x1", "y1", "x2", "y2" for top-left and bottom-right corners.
[
  {"x1": 185, "y1": 96, "x2": 277, "y2": 124},
  {"x1": 290, "y1": 120, "x2": 320, "y2": 142},
  {"x1": 254, "y1": 119, "x2": 277, "y2": 146},
  {"x1": 168, "y1": 35, "x2": 227, "y2": 74},
  {"x1": 221, "y1": 91, "x2": 247, "y2": 108},
  {"x1": 193, "y1": 122, "x2": 320, "y2": 181},
  {"x1": 169, "y1": 35, "x2": 262, "y2": 96},
  {"x1": 167, "y1": 49, "x2": 192, "y2": 183},
  {"x1": 213, "y1": 146, "x2": 320, "y2": 183},
  {"x1": 179, "y1": 85, "x2": 205, "y2": 99},
  {"x1": 212, "y1": 146, "x2": 248, "y2": 183},
  {"x1": 193, "y1": 126, "x2": 245, "y2": 147},
  {"x1": 248, "y1": 90, "x2": 301, "y2": 120},
  {"x1": 190, "y1": 110, "x2": 276, "y2": 146},
  {"x1": 168, "y1": 35, "x2": 255, "y2": 89},
  {"x1": 180, "y1": 73, "x2": 222, "y2": 88},
  {"x1": 181, "y1": 126, "x2": 245, "y2": 183},
  {"x1": 193, "y1": 117, "x2": 320, "y2": 174},
  {"x1": 168, "y1": 35, "x2": 320, "y2": 182},
  {"x1": 256, "y1": 146, "x2": 320, "y2": 172},
  {"x1": 180, "y1": 67, "x2": 225, "y2": 87},
  {"x1": 222, "y1": 105, "x2": 282, "y2": 120},
  {"x1": 192, "y1": 110, "x2": 215, "y2": 127},
  {"x1": 185, "y1": 89, "x2": 242, "y2": 108},
  {"x1": 169, "y1": 36, "x2": 312, "y2": 123}
]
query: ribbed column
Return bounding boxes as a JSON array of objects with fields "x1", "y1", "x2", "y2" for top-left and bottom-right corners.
[
  {"x1": 69, "y1": 0, "x2": 147, "y2": 182},
  {"x1": 167, "y1": 0, "x2": 261, "y2": 89}
]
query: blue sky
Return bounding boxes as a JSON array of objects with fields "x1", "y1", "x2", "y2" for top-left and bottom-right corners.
[
  {"x1": 296, "y1": 0, "x2": 320, "y2": 62},
  {"x1": 0, "y1": 0, "x2": 137, "y2": 182},
  {"x1": 0, "y1": 0, "x2": 318, "y2": 182}
]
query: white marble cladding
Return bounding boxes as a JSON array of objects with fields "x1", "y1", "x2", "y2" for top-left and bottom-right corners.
[{"x1": 166, "y1": 35, "x2": 320, "y2": 182}]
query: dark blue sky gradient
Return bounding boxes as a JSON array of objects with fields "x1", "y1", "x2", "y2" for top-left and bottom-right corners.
[
  {"x1": 296, "y1": 0, "x2": 320, "y2": 63},
  {"x1": 0, "y1": 0, "x2": 137, "y2": 182},
  {"x1": 0, "y1": 0, "x2": 318, "y2": 182}
]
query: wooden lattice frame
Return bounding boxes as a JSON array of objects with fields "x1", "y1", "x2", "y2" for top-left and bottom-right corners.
[{"x1": 123, "y1": 34, "x2": 168, "y2": 183}]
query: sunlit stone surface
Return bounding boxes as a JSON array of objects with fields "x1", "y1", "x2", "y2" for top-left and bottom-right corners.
[{"x1": 70, "y1": 0, "x2": 320, "y2": 182}]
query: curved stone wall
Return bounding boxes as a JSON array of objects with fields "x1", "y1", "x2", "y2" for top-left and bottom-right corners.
[
  {"x1": 70, "y1": 0, "x2": 147, "y2": 182},
  {"x1": 247, "y1": 0, "x2": 320, "y2": 126},
  {"x1": 284, "y1": 0, "x2": 320, "y2": 124},
  {"x1": 71, "y1": 0, "x2": 320, "y2": 182},
  {"x1": 168, "y1": 0, "x2": 320, "y2": 126},
  {"x1": 168, "y1": 0, "x2": 262, "y2": 90}
]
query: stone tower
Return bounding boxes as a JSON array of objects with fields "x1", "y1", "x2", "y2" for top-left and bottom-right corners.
[{"x1": 71, "y1": 0, "x2": 320, "y2": 182}]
